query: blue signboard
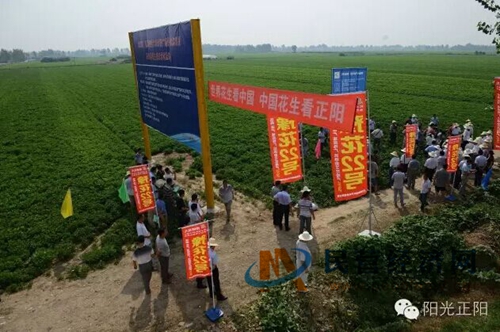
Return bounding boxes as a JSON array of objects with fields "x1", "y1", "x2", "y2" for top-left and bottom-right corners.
[
  {"x1": 131, "y1": 21, "x2": 201, "y2": 152},
  {"x1": 331, "y1": 68, "x2": 367, "y2": 94}
]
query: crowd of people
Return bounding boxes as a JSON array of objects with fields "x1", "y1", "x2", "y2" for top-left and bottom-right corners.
[
  {"x1": 126, "y1": 149, "x2": 233, "y2": 299},
  {"x1": 367, "y1": 115, "x2": 495, "y2": 212}
]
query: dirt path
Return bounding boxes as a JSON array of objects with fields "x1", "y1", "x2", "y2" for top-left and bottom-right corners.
[{"x1": 0, "y1": 157, "x2": 474, "y2": 332}]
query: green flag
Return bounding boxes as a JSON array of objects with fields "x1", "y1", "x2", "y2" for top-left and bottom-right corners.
[{"x1": 118, "y1": 181, "x2": 129, "y2": 204}]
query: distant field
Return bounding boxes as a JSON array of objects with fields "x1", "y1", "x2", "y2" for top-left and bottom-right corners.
[{"x1": 0, "y1": 53, "x2": 499, "y2": 291}]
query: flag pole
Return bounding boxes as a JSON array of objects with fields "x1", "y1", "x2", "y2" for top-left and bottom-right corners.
[
  {"x1": 300, "y1": 123, "x2": 306, "y2": 186},
  {"x1": 208, "y1": 239, "x2": 216, "y2": 309}
]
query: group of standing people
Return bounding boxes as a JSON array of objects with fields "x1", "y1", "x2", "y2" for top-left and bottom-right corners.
[
  {"x1": 128, "y1": 149, "x2": 231, "y2": 300},
  {"x1": 368, "y1": 114, "x2": 495, "y2": 213}
]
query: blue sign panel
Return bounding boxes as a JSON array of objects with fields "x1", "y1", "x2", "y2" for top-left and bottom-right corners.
[
  {"x1": 331, "y1": 68, "x2": 367, "y2": 94},
  {"x1": 131, "y1": 21, "x2": 201, "y2": 152}
]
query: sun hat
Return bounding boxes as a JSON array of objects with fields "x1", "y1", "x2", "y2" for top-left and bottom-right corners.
[
  {"x1": 126, "y1": 170, "x2": 131, "y2": 176},
  {"x1": 464, "y1": 148, "x2": 474, "y2": 155},
  {"x1": 481, "y1": 131, "x2": 488, "y2": 136},
  {"x1": 474, "y1": 137, "x2": 482, "y2": 144},
  {"x1": 479, "y1": 144, "x2": 488, "y2": 149},
  {"x1": 155, "y1": 179, "x2": 166, "y2": 188},
  {"x1": 298, "y1": 231, "x2": 314, "y2": 242},
  {"x1": 300, "y1": 186, "x2": 312, "y2": 193},
  {"x1": 392, "y1": 120, "x2": 397, "y2": 123},
  {"x1": 390, "y1": 151, "x2": 399, "y2": 157},
  {"x1": 486, "y1": 130, "x2": 492, "y2": 135},
  {"x1": 400, "y1": 148, "x2": 406, "y2": 153},
  {"x1": 428, "y1": 151, "x2": 439, "y2": 158},
  {"x1": 208, "y1": 238, "x2": 219, "y2": 247},
  {"x1": 463, "y1": 154, "x2": 471, "y2": 159},
  {"x1": 412, "y1": 114, "x2": 417, "y2": 117}
]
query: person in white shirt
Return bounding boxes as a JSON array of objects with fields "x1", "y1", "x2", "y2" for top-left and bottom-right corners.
[
  {"x1": 206, "y1": 238, "x2": 227, "y2": 301},
  {"x1": 392, "y1": 166, "x2": 406, "y2": 207},
  {"x1": 136, "y1": 214, "x2": 152, "y2": 246},
  {"x1": 451, "y1": 124, "x2": 461, "y2": 136},
  {"x1": 274, "y1": 185, "x2": 293, "y2": 231},
  {"x1": 218, "y1": 180, "x2": 234, "y2": 223},
  {"x1": 389, "y1": 151, "x2": 400, "y2": 187},
  {"x1": 124, "y1": 171, "x2": 135, "y2": 210},
  {"x1": 188, "y1": 194, "x2": 203, "y2": 216},
  {"x1": 425, "y1": 134, "x2": 434, "y2": 147},
  {"x1": 296, "y1": 231, "x2": 313, "y2": 290},
  {"x1": 474, "y1": 150, "x2": 488, "y2": 187},
  {"x1": 164, "y1": 167, "x2": 176, "y2": 182},
  {"x1": 462, "y1": 127, "x2": 472, "y2": 148},
  {"x1": 424, "y1": 151, "x2": 439, "y2": 181},
  {"x1": 297, "y1": 189, "x2": 315, "y2": 234},
  {"x1": 132, "y1": 235, "x2": 155, "y2": 295},
  {"x1": 188, "y1": 203, "x2": 204, "y2": 225},
  {"x1": 156, "y1": 228, "x2": 173, "y2": 284},
  {"x1": 420, "y1": 174, "x2": 432, "y2": 213},
  {"x1": 400, "y1": 150, "x2": 411, "y2": 173},
  {"x1": 371, "y1": 125, "x2": 384, "y2": 150}
]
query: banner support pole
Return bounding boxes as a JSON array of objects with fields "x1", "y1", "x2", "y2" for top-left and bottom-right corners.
[
  {"x1": 128, "y1": 32, "x2": 152, "y2": 160},
  {"x1": 191, "y1": 19, "x2": 215, "y2": 218},
  {"x1": 366, "y1": 91, "x2": 373, "y2": 235}
]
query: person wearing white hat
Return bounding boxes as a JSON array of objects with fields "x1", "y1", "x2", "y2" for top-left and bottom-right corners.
[
  {"x1": 451, "y1": 124, "x2": 461, "y2": 136},
  {"x1": 297, "y1": 189, "x2": 315, "y2": 234},
  {"x1": 389, "y1": 151, "x2": 400, "y2": 187},
  {"x1": 206, "y1": 238, "x2": 227, "y2": 301},
  {"x1": 462, "y1": 126, "x2": 472, "y2": 149},
  {"x1": 400, "y1": 149, "x2": 411, "y2": 173},
  {"x1": 296, "y1": 231, "x2": 313, "y2": 289},
  {"x1": 424, "y1": 151, "x2": 439, "y2": 181}
]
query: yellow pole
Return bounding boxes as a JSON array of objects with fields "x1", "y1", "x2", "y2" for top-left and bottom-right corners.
[
  {"x1": 128, "y1": 32, "x2": 152, "y2": 160},
  {"x1": 191, "y1": 19, "x2": 215, "y2": 215}
]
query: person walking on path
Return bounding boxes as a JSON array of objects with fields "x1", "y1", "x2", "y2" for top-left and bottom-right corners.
[
  {"x1": 218, "y1": 180, "x2": 234, "y2": 223},
  {"x1": 271, "y1": 181, "x2": 281, "y2": 226},
  {"x1": 206, "y1": 238, "x2": 228, "y2": 301},
  {"x1": 136, "y1": 214, "x2": 152, "y2": 246},
  {"x1": 274, "y1": 185, "x2": 293, "y2": 231},
  {"x1": 433, "y1": 164, "x2": 450, "y2": 200},
  {"x1": 392, "y1": 166, "x2": 406, "y2": 208},
  {"x1": 406, "y1": 155, "x2": 420, "y2": 190},
  {"x1": 420, "y1": 174, "x2": 432, "y2": 213},
  {"x1": 132, "y1": 235, "x2": 155, "y2": 295},
  {"x1": 188, "y1": 203, "x2": 204, "y2": 226},
  {"x1": 389, "y1": 121, "x2": 398, "y2": 146},
  {"x1": 296, "y1": 231, "x2": 313, "y2": 290},
  {"x1": 155, "y1": 228, "x2": 173, "y2": 284},
  {"x1": 297, "y1": 187, "x2": 315, "y2": 234}
]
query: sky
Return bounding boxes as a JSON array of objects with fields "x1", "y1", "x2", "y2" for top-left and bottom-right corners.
[{"x1": 0, "y1": 0, "x2": 497, "y2": 51}]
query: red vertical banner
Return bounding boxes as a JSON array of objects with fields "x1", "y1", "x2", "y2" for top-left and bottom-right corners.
[
  {"x1": 267, "y1": 116, "x2": 303, "y2": 184},
  {"x1": 405, "y1": 125, "x2": 418, "y2": 158},
  {"x1": 494, "y1": 77, "x2": 500, "y2": 150},
  {"x1": 446, "y1": 136, "x2": 461, "y2": 173},
  {"x1": 182, "y1": 222, "x2": 211, "y2": 280},
  {"x1": 330, "y1": 94, "x2": 368, "y2": 201},
  {"x1": 129, "y1": 165, "x2": 156, "y2": 214}
]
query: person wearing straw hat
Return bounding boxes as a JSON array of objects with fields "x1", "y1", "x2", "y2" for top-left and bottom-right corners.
[
  {"x1": 389, "y1": 151, "x2": 400, "y2": 187},
  {"x1": 206, "y1": 238, "x2": 227, "y2": 301},
  {"x1": 400, "y1": 149, "x2": 411, "y2": 173},
  {"x1": 389, "y1": 120, "x2": 398, "y2": 146},
  {"x1": 462, "y1": 126, "x2": 472, "y2": 149},
  {"x1": 451, "y1": 123, "x2": 461, "y2": 136},
  {"x1": 297, "y1": 187, "x2": 315, "y2": 234},
  {"x1": 296, "y1": 231, "x2": 313, "y2": 289}
]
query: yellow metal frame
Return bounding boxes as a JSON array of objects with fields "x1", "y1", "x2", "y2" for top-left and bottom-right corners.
[
  {"x1": 128, "y1": 32, "x2": 152, "y2": 160},
  {"x1": 191, "y1": 19, "x2": 215, "y2": 211}
]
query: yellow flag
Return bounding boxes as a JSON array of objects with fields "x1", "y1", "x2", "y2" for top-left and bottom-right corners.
[{"x1": 61, "y1": 188, "x2": 73, "y2": 219}]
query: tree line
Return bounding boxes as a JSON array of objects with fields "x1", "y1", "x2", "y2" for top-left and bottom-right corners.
[{"x1": 0, "y1": 48, "x2": 131, "y2": 63}]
